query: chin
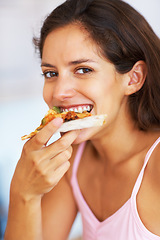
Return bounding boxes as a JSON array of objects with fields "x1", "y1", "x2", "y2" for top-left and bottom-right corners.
[{"x1": 72, "y1": 126, "x2": 103, "y2": 145}]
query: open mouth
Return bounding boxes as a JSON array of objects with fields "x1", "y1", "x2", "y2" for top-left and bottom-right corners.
[{"x1": 60, "y1": 104, "x2": 93, "y2": 113}]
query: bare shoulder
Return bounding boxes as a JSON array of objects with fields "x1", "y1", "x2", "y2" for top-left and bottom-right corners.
[
  {"x1": 150, "y1": 137, "x2": 160, "y2": 186},
  {"x1": 138, "y1": 135, "x2": 160, "y2": 235}
]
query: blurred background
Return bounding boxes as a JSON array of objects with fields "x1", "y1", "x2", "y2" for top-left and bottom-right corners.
[{"x1": 0, "y1": 0, "x2": 160, "y2": 239}]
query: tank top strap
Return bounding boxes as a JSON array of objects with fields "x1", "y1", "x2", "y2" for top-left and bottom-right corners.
[
  {"x1": 71, "y1": 141, "x2": 86, "y2": 181},
  {"x1": 131, "y1": 137, "x2": 160, "y2": 198}
]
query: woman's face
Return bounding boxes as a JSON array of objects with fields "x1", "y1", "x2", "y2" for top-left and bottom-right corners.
[{"x1": 41, "y1": 24, "x2": 127, "y2": 143}]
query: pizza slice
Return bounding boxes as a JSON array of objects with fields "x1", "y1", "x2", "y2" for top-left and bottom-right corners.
[{"x1": 21, "y1": 106, "x2": 107, "y2": 140}]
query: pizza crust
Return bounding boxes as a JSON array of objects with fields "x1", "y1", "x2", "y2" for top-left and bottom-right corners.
[
  {"x1": 21, "y1": 114, "x2": 107, "y2": 140},
  {"x1": 56, "y1": 114, "x2": 107, "y2": 133}
]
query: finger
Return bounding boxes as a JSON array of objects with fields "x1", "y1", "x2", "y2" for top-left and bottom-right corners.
[
  {"x1": 33, "y1": 146, "x2": 72, "y2": 175},
  {"x1": 40, "y1": 130, "x2": 79, "y2": 160},
  {"x1": 50, "y1": 146, "x2": 72, "y2": 169},
  {"x1": 49, "y1": 161, "x2": 70, "y2": 187},
  {"x1": 27, "y1": 118, "x2": 63, "y2": 150}
]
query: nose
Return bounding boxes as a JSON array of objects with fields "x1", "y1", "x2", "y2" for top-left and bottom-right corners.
[{"x1": 53, "y1": 77, "x2": 77, "y2": 102}]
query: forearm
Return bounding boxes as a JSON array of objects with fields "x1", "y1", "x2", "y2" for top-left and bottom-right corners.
[
  {"x1": 4, "y1": 191, "x2": 43, "y2": 240},
  {"x1": 4, "y1": 121, "x2": 78, "y2": 240}
]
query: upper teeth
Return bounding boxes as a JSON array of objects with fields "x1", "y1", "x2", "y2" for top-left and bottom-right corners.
[{"x1": 61, "y1": 105, "x2": 92, "y2": 113}]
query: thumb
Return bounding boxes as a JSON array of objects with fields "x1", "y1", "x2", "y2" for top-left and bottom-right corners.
[{"x1": 28, "y1": 118, "x2": 63, "y2": 150}]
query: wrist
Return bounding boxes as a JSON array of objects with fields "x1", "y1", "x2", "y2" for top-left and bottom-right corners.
[{"x1": 10, "y1": 186, "x2": 42, "y2": 206}]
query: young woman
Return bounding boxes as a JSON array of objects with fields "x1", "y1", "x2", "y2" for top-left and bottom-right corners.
[{"x1": 5, "y1": 0, "x2": 160, "y2": 239}]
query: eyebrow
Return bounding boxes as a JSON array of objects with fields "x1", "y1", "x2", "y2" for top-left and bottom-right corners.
[
  {"x1": 41, "y1": 63, "x2": 55, "y2": 68},
  {"x1": 41, "y1": 59, "x2": 97, "y2": 67},
  {"x1": 68, "y1": 58, "x2": 97, "y2": 65}
]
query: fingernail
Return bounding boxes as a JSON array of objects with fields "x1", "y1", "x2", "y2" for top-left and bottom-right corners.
[{"x1": 52, "y1": 118, "x2": 63, "y2": 127}]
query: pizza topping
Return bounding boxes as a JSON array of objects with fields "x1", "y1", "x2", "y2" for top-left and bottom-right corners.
[
  {"x1": 52, "y1": 106, "x2": 61, "y2": 113},
  {"x1": 21, "y1": 106, "x2": 93, "y2": 140}
]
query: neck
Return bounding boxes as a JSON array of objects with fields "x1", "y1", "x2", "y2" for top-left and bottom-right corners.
[{"x1": 91, "y1": 112, "x2": 156, "y2": 167}]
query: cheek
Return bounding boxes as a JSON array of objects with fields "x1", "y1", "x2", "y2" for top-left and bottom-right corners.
[
  {"x1": 43, "y1": 84, "x2": 53, "y2": 106},
  {"x1": 94, "y1": 82, "x2": 121, "y2": 114}
]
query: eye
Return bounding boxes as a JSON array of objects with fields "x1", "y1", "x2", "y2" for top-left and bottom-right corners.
[
  {"x1": 42, "y1": 71, "x2": 58, "y2": 79},
  {"x1": 75, "y1": 67, "x2": 92, "y2": 74}
]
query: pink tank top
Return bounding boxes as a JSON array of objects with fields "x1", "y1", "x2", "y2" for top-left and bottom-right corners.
[{"x1": 70, "y1": 138, "x2": 160, "y2": 240}]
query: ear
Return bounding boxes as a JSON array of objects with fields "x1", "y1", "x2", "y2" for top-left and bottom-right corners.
[{"x1": 125, "y1": 60, "x2": 147, "y2": 95}]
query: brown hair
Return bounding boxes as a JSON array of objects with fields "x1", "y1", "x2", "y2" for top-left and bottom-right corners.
[{"x1": 34, "y1": 0, "x2": 160, "y2": 130}]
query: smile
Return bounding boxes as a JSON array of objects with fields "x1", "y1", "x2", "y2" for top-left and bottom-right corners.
[{"x1": 60, "y1": 104, "x2": 93, "y2": 113}]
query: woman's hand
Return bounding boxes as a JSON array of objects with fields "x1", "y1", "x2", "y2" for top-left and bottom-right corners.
[{"x1": 11, "y1": 118, "x2": 79, "y2": 202}]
